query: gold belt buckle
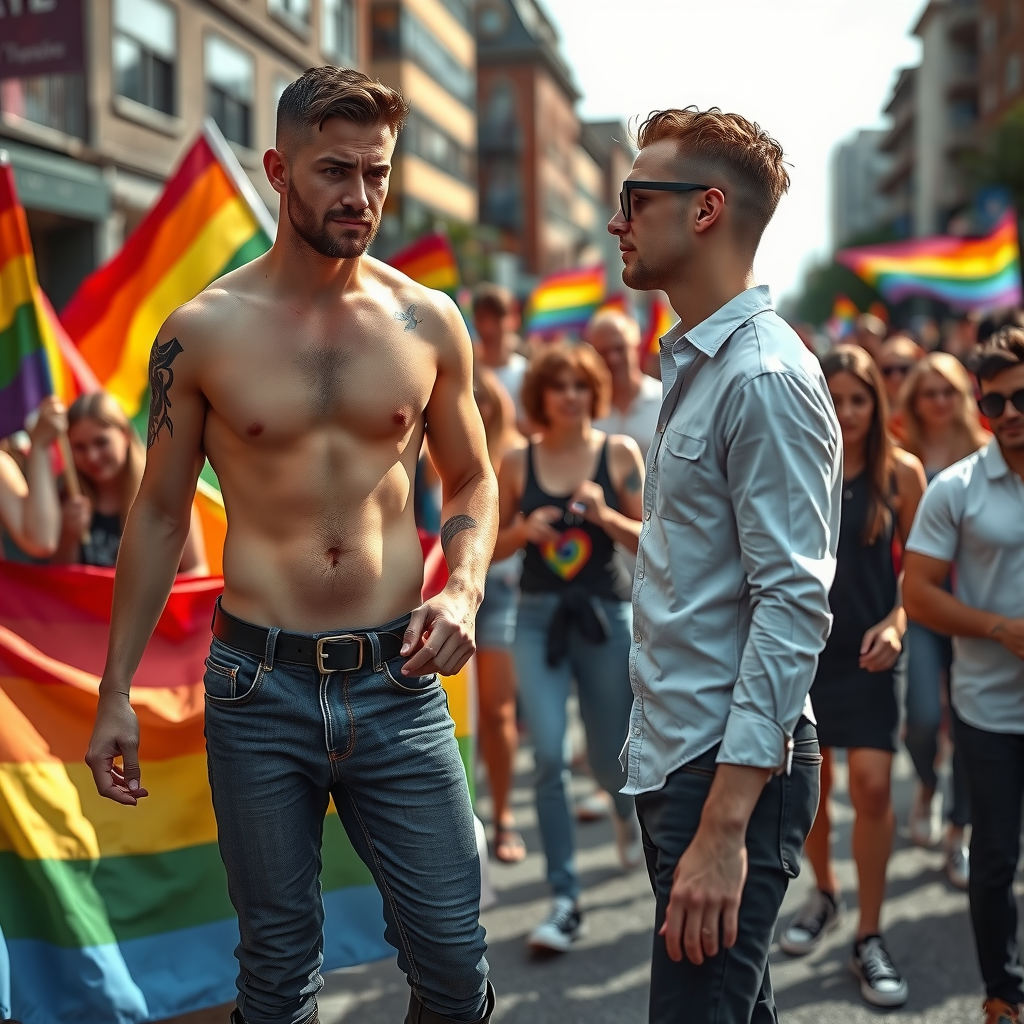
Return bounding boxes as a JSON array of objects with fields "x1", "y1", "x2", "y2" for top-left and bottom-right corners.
[{"x1": 316, "y1": 634, "x2": 364, "y2": 674}]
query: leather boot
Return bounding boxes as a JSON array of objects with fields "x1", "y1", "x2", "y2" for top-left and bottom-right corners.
[{"x1": 404, "y1": 981, "x2": 495, "y2": 1024}]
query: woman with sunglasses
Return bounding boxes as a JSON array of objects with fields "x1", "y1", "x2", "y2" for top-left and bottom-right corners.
[
  {"x1": 899, "y1": 353, "x2": 989, "y2": 884},
  {"x1": 877, "y1": 335, "x2": 924, "y2": 443},
  {"x1": 780, "y1": 345, "x2": 925, "y2": 1007},
  {"x1": 493, "y1": 343, "x2": 645, "y2": 954}
]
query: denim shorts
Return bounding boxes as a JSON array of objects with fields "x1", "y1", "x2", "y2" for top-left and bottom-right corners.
[{"x1": 476, "y1": 560, "x2": 519, "y2": 651}]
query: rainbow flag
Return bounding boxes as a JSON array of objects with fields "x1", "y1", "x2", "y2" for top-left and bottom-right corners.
[
  {"x1": 524, "y1": 266, "x2": 605, "y2": 337},
  {"x1": 0, "y1": 559, "x2": 474, "y2": 1022},
  {"x1": 60, "y1": 120, "x2": 275, "y2": 419},
  {"x1": 826, "y1": 294, "x2": 859, "y2": 341},
  {"x1": 387, "y1": 233, "x2": 460, "y2": 293},
  {"x1": 643, "y1": 296, "x2": 676, "y2": 356},
  {"x1": 0, "y1": 156, "x2": 98, "y2": 437},
  {"x1": 837, "y1": 211, "x2": 1023, "y2": 310}
]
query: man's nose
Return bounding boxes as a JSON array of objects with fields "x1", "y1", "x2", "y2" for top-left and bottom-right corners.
[
  {"x1": 343, "y1": 181, "x2": 370, "y2": 211},
  {"x1": 608, "y1": 208, "x2": 627, "y2": 235}
]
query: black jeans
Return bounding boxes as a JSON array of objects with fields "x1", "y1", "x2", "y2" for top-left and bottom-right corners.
[
  {"x1": 636, "y1": 718, "x2": 821, "y2": 1024},
  {"x1": 956, "y1": 717, "x2": 1024, "y2": 1005}
]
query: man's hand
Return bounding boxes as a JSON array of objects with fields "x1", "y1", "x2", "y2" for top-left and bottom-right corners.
[
  {"x1": 401, "y1": 589, "x2": 477, "y2": 677},
  {"x1": 86, "y1": 691, "x2": 150, "y2": 805},
  {"x1": 992, "y1": 618, "x2": 1024, "y2": 660},
  {"x1": 859, "y1": 613, "x2": 904, "y2": 672},
  {"x1": 660, "y1": 819, "x2": 747, "y2": 964}
]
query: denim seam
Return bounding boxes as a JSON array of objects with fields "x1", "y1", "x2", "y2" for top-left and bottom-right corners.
[
  {"x1": 383, "y1": 659, "x2": 441, "y2": 695},
  {"x1": 319, "y1": 673, "x2": 336, "y2": 783},
  {"x1": 335, "y1": 676, "x2": 357, "y2": 763},
  {"x1": 205, "y1": 662, "x2": 265, "y2": 706},
  {"x1": 342, "y1": 788, "x2": 420, "y2": 985}
]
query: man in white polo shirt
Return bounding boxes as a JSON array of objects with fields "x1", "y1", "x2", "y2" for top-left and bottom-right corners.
[{"x1": 904, "y1": 326, "x2": 1024, "y2": 1024}]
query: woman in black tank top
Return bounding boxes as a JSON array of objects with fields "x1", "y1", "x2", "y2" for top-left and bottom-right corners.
[
  {"x1": 779, "y1": 346, "x2": 926, "y2": 1007},
  {"x1": 492, "y1": 343, "x2": 646, "y2": 951}
]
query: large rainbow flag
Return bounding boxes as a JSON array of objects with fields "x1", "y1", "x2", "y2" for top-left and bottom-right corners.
[
  {"x1": 643, "y1": 296, "x2": 676, "y2": 357},
  {"x1": 60, "y1": 119, "x2": 275, "y2": 420},
  {"x1": 387, "y1": 233, "x2": 460, "y2": 293},
  {"x1": 0, "y1": 555, "x2": 473, "y2": 1023},
  {"x1": 837, "y1": 211, "x2": 1022, "y2": 310},
  {"x1": 0, "y1": 155, "x2": 98, "y2": 437},
  {"x1": 524, "y1": 265, "x2": 605, "y2": 337}
]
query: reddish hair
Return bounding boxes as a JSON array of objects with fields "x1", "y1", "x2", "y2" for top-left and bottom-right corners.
[{"x1": 522, "y1": 344, "x2": 612, "y2": 427}]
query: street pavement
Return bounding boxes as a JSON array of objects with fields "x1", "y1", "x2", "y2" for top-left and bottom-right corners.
[{"x1": 166, "y1": 734, "x2": 1016, "y2": 1024}]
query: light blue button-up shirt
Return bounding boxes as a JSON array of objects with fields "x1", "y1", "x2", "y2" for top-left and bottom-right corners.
[{"x1": 621, "y1": 285, "x2": 842, "y2": 795}]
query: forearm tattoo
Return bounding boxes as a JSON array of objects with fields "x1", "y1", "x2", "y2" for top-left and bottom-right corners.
[
  {"x1": 394, "y1": 304, "x2": 422, "y2": 331},
  {"x1": 147, "y1": 336, "x2": 183, "y2": 449},
  {"x1": 440, "y1": 514, "x2": 477, "y2": 555}
]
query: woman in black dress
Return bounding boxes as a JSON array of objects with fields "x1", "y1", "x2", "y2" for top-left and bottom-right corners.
[{"x1": 780, "y1": 345, "x2": 926, "y2": 1008}]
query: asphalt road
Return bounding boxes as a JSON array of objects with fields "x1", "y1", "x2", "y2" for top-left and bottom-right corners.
[{"x1": 167, "y1": 738, "x2": 1013, "y2": 1024}]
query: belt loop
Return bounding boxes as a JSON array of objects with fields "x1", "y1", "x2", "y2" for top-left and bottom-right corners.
[
  {"x1": 264, "y1": 627, "x2": 280, "y2": 672},
  {"x1": 368, "y1": 631, "x2": 383, "y2": 673}
]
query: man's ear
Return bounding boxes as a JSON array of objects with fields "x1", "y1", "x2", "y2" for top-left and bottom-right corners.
[
  {"x1": 263, "y1": 148, "x2": 288, "y2": 195},
  {"x1": 693, "y1": 188, "x2": 726, "y2": 234}
]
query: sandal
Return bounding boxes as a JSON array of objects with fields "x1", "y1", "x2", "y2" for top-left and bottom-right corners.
[{"x1": 493, "y1": 826, "x2": 527, "y2": 864}]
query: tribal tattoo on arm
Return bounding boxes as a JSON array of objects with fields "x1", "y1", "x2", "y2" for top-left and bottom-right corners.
[
  {"x1": 440, "y1": 514, "x2": 478, "y2": 556},
  {"x1": 146, "y1": 336, "x2": 183, "y2": 449}
]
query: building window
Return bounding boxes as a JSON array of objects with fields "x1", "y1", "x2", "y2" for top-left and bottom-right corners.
[
  {"x1": 437, "y1": 0, "x2": 470, "y2": 28},
  {"x1": 205, "y1": 35, "x2": 254, "y2": 149},
  {"x1": 322, "y1": 0, "x2": 356, "y2": 65},
  {"x1": 402, "y1": 110, "x2": 473, "y2": 182},
  {"x1": 112, "y1": 0, "x2": 176, "y2": 115},
  {"x1": 479, "y1": 78, "x2": 520, "y2": 152},
  {"x1": 1007, "y1": 53, "x2": 1021, "y2": 96},
  {"x1": 268, "y1": 0, "x2": 311, "y2": 25},
  {"x1": 482, "y1": 159, "x2": 522, "y2": 230},
  {"x1": 982, "y1": 13, "x2": 998, "y2": 53},
  {"x1": 371, "y1": 4, "x2": 474, "y2": 107}
]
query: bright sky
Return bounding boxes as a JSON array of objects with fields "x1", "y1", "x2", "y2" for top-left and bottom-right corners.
[{"x1": 542, "y1": 0, "x2": 925, "y2": 304}]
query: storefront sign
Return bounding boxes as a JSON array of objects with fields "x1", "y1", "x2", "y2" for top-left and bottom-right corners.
[{"x1": 0, "y1": 0, "x2": 84, "y2": 80}]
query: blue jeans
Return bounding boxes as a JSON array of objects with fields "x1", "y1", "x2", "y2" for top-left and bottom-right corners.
[
  {"x1": 904, "y1": 621, "x2": 970, "y2": 827},
  {"x1": 512, "y1": 592, "x2": 635, "y2": 901},
  {"x1": 204, "y1": 613, "x2": 488, "y2": 1024}
]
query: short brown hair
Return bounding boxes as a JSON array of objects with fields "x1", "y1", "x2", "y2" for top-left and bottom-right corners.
[
  {"x1": 522, "y1": 344, "x2": 612, "y2": 426},
  {"x1": 969, "y1": 325, "x2": 1024, "y2": 381},
  {"x1": 277, "y1": 66, "x2": 409, "y2": 146},
  {"x1": 472, "y1": 282, "x2": 514, "y2": 319},
  {"x1": 636, "y1": 106, "x2": 789, "y2": 245}
]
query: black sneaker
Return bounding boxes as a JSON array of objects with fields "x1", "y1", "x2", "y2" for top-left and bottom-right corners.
[
  {"x1": 779, "y1": 889, "x2": 843, "y2": 955},
  {"x1": 527, "y1": 896, "x2": 586, "y2": 952},
  {"x1": 850, "y1": 934, "x2": 908, "y2": 1007}
]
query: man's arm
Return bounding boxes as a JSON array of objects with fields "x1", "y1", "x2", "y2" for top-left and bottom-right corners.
[
  {"x1": 85, "y1": 311, "x2": 207, "y2": 805},
  {"x1": 402, "y1": 296, "x2": 498, "y2": 677},
  {"x1": 661, "y1": 370, "x2": 839, "y2": 964}
]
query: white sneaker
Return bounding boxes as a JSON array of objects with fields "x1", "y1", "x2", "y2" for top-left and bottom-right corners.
[
  {"x1": 908, "y1": 783, "x2": 941, "y2": 848},
  {"x1": 613, "y1": 810, "x2": 644, "y2": 870},
  {"x1": 780, "y1": 889, "x2": 843, "y2": 956},
  {"x1": 946, "y1": 839, "x2": 970, "y2": 890},
  {"x1": 575, "y1": 790, "x2": 611, "y2": 821},
  {"x1": 527, "y1": 896, "x2": 586, "y2": 953},
  {"x1": 850, "y1": 934, "x2": 908, "y2": 1007}
]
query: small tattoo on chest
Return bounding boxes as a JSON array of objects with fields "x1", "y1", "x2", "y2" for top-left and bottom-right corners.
[{"x1": 394, "y1": 304, "x2": 422, "y2": 331}]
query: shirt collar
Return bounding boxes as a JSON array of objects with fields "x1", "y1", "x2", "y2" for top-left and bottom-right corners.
[
  {"x1": 661, "y1": 285, "x2": 774, "y2": 358},
  {"x1": 982, "y1": 437, "x2": 1012, "y2": 480}
]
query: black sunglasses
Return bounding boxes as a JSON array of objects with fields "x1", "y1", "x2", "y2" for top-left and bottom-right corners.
[
  {"x1": 619, "y1": 180, "x2": 712, "y2": 221},
  {"x1": 978, "y1": 388, "x2": 1024, "y2": 419},
  {"x1": 880, "y1": 364, "x2": 913, "y2": 379}
]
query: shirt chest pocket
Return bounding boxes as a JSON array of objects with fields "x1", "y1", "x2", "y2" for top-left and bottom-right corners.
[{"x1": 656, "y1": 429, "x2": 706, "y2": 524}]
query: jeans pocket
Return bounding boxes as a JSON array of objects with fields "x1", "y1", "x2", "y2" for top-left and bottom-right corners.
[
  {"x1": 204, "y1": 640, "x2": 265, "y2": 705},
  {"x1": 382, "y1": 655, "x2": 441, "y2": 694},
  {"x1": 779, "y1": 739, "x2": 822, "y2": 878}
]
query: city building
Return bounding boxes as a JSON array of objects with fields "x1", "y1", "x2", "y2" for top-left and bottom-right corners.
[
  {"x1": 0, "y1": 0, "x2": 369, "y2": 309},
  {"x1": 831, "y1": 129, "x2": 893, "y2": 248},
  {"x1": 979, "y1": 0, "x2": 1024, "y2": 125},
  {"x1": 475, "y1": 0, "x2": 585, "y2": 280},
  {"x1": 879, "y1": 66, "x2": 917, "y2": 236},
  {"x1": 368, "y1": 0, "x2": 477, "y2": 255}
]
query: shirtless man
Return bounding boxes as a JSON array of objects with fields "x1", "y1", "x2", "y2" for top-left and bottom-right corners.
[{"x1": 85, "y1": 67, "x2": 498, "y2": 1024}]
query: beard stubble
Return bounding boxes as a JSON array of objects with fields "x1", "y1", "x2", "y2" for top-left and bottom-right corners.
[{"x1": 287, "y1": 181, "x2": 379, "y2": 259}]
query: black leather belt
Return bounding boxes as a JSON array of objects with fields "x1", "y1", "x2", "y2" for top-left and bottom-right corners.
[{"x1": 212, "y1": 601, "x2": 404, "y2": 674}]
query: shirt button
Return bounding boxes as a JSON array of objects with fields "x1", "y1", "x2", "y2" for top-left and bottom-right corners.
[
  {"x1": 634, "y1": 632, "x2": 641, "y2": 643},
  {"x1": 633, "y1": 727, "x2": 641, "y2": 736},
  {"x1": 644, "y1": 509, "x2": 651, "y2": 520}
]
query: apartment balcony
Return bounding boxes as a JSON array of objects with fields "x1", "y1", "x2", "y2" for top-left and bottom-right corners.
[
  {"x1": 879, "y1": 150, "x2": 915, "y2": 195},
  {"x1": 0, "y1": 75, "x2": 87, "y2": 141},
  {"x1": 880, "y1": 115, "x2": 914, "y2": 154},
  {"x1": 947, "y1": 1, "x2": 979, "y2": 48}
]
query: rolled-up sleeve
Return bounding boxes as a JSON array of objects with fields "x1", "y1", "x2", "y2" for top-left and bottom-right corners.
[{"x1": 718, "y1": 371, "x2": 841, "y2": 769}]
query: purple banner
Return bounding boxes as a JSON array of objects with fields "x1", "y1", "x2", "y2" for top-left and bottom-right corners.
[{"x1": 0, "y1": 0, "x2": 84, "y2": 81}]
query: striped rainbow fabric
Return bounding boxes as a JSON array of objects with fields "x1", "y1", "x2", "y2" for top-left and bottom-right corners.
[
  {"x1": 388, "y1": 233, "x2": 460, "y2": 293},
  {"x1": 0, "y1": 155, "x2": 97, "y2": 437},
  {"x1": 837, "y1": 211, "x2": 1023, "y2": 310},
  {"x1": 524, "y1": 265, "x2": 605, "y2": 337},
  {"x1": 60, "y1": 120, "x2": 275, "y2": 420},
  {"x1": 0, "y1": 559, "x2": 474, "y2": 1022},
  {"x1": 643, "y1": 296, "x2": 676, "y2": 357}
]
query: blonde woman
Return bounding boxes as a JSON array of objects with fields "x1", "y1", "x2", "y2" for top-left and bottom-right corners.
[
  {"x1": 899, "y1": 353, "x2": 989, "y2": 886},
  {"x1": 56, "y1": 392, "x2": 206, "y2": 573}
]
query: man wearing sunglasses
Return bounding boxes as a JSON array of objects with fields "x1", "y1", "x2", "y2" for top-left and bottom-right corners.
[
  {"x1": 904, "y1": 327, "x2": 1024, "y2": 1024},
  {"x1": 608, "y1": 107, "x2": 841, "y2": 1023}
]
